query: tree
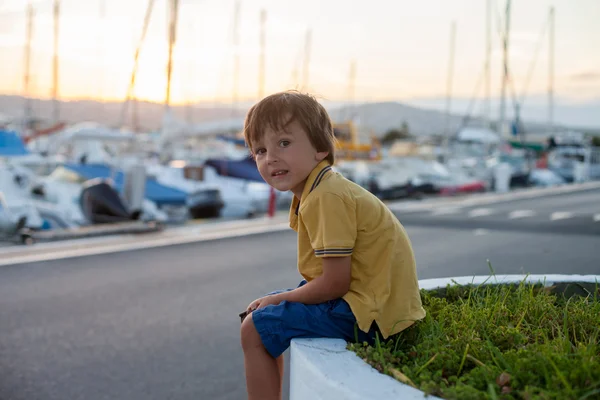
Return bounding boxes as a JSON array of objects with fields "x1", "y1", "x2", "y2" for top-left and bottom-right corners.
[
  {"x1": 400, "y1": 121, "x2": 410, "y2": 137},
  {"x1": 381, "y1": 121, "x2": 412, "y2": 146}
]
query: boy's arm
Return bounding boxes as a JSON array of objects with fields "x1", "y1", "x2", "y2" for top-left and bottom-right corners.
[
  {"x1": 276, "y1": 256, "x2": 352, "y2": 304},
  {"x1": 244, "y1": 256, "x2": 351, "y2": 313}
]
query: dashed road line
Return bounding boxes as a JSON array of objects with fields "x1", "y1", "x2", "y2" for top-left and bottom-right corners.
[
  {"x1": 431, "y1": 207, "x2": 462, "y2": 216},
  {"x1": 473, "y1": 229, "x2": 490, "y2": 236},
  {"x1": 468, "y1": 208, "x2": 494, "y2": 218},
  {"x1": 550, "y1": 212, "x2": 574, "y2": 221},
  {"x1": 508, "y1": 210, "x2": 537, "y2": 219}
]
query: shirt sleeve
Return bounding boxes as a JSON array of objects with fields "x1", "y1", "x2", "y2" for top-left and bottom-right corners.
[{"x1": 301, "y1": 192, "x2": 357, "y2": 257}]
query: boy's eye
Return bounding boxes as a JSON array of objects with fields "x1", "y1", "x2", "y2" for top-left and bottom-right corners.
[
  {"x1": 255, "y1": 148, "x2": 266, "y2": 155},
  {"x1": 279, "y1": 140, "x2": 290, "y2": 147}
]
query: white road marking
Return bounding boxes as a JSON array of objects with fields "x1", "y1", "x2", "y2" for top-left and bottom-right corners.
[
  {"x1": 550, "y1": 212, "x2": 574, "y2": 221},
  {"x1": 594, "y1": 214, "x2": 600, "y2": 222},
  {"x1": 431, "y1": 207, "x2": 462, "y2": 216},
  {"x1": 473, "y1": 229, "x2": 490, "y2": 236},
  {"x1": 468, "y1": 208, "x2": 494, "y2": 218},
  {"x1": 508, "y1": 210, "x2": 536, "y2": 219}
]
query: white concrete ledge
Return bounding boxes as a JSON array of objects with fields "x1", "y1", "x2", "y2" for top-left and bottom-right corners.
[{"x1": 290, "y1": 274, "x2": 600, "y2": 400}]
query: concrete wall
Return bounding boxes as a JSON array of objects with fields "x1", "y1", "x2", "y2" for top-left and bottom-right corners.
[{"x1": 289, "y1": 274, "x2": 600, "y2": 400}]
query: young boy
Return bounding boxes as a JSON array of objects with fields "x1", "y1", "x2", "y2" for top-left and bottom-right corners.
[{"x1": 240, "y1": 91, "x2": 426, "y2": 400}]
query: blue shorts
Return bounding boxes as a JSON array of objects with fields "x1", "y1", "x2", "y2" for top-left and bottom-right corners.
[{"x1": 251, "y1": 280, "x2": 380, "y2": 358}]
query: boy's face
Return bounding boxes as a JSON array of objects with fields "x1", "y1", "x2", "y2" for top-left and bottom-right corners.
[{"x1": 253, "y1": 118, "x2": 329, "y2": 199}]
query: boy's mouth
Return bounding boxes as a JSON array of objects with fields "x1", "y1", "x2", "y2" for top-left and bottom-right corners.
[{"x1": 271, "y1": 169, "x2": 288, "y2": 177}]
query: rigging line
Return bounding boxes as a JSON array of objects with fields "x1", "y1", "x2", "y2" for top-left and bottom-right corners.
[
  {"x1": 495, "y1": 3, "x2": 550, "y2": 117},
  {"x1": 288, "y1": 42, "x2": 304, "y2": 89},
  {"x1": 519, "y1": 18, "x2": 549, "y2": 107},
  {"x1": 458, "y1": 65, "x2": 486, "y2": 131},
  {"x1": 494, "y1": 2, "x2": 519, "y2": 115},
  {"x1": 119, "y1": 0, "x2": 156, "y2": 127}
]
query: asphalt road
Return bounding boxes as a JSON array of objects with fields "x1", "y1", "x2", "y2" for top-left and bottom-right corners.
[{"x1": 1, "y1": 188, "x2": 598, "y2": 400}]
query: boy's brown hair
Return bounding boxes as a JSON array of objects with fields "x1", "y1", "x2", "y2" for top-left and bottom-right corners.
[{"x1": 243, "y1": 90, "x2": 336, "y2": 165}]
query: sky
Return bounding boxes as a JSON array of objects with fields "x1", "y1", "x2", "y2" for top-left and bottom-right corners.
[{"x1": 0, "y1": 0, "x2": 599, "y2": 109}]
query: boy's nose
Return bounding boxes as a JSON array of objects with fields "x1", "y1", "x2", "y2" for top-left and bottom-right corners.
[{"x1": 266, "y1": 150, "x2": 279, "y2": 164}]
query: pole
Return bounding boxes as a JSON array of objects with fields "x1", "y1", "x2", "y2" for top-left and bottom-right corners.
[
  {"x1": 232, "y1": 0, "x2": 240, "y2": 114},
  {"x1": 185, "y1": 22, "x2": 194, "y2": 124},
  {"x1": 348, "y1": 59, "x2": 356, "y2": 119},
  {"x1": 119, "y1": 0, "x2": 155, "y2": 128},
  {"x1": 98, "y1": 0, "x2": 106, "y2": 120},
  {"x1": 344, "y1": 59, "x2": 356, "y2": 123},
  {"x1": 548, "y1": 6, "x2": 554, "y2": 136},
  {"x1": 165, "y1": 0, "x2": 179, "y2": 115},
  {"x1": 443, "y1": 21, "x2": 456, "y2": 161},
  {"x1": 302, "y1": 28, "x2": 312, "y2": 90},
  {"x1": 52, "y1": 0, "x2": 60, "y2": 123},
  {"x1": 132, "y1": 96, "x2": 139, "y2": 132},
  {"x1": 258, "y1": 9, "x2": 266, "y2": 99},
  {"x1": 484, "y1": 0, "x2": 492, "y2": 128},
  {"x1": 23, "y1": 2, "x2": 34, "y2": 137},
  {"x1": 498, "y1": 0, "x2": 511, "y2": 137}
]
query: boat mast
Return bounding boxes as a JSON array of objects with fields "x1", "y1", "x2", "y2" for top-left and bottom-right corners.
[
  {"x1": 484, "y1": 0, "x2": 492, "y2": 128},
  {"x1": 498, "y1": 0, "x2": 511, "y2": 137},
  {"x1": 22, "y1": 2, "x2": 34, "y2": 137},
  {"x1": 164, "y1": 0, "x2": 179, "y2": 116},
  {"x1": 258, "y1": 9, "x2": 266, "y2": 100},
  {"x1": 302, "y1": 28, "x2": 312, "y2": 90},
  {"x1": 347, "y1": 59, "x2": 356, "y2": 123},
  {"x1": 548, "y1": 6, "x2": 554, "y2": 136},
  {"x1": 52, "y1": 0, "x2": 60, "y2": 123},
  {"x1": 98, "y1": 0, "x2": 106, "y2": 121},
  {"x1": 443, "y1": 21, "x2": 456, "y2": 161},
  {"x1": 232, "y1": 0, "x2": 240, "y2": 115},
  {"x1": 119, "y1": 0, "x2": 155, "y2": 129},
  {"x1": 185, "y1": 21, "x2": 194, "y2": 124}
]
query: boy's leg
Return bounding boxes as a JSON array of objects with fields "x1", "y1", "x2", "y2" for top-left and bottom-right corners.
[
  {"x1": 276, "y1": 355, "x2": 284, "y2": 392},
  {"x1": 240, "y1": 314, "x2": 281, "y2": 400},
  {"x1": 242, "y1": 296, "x2": 367, "y2": 400},
  {"x1": 239, "y1": 283, "x2": 303, "y2": 399}
]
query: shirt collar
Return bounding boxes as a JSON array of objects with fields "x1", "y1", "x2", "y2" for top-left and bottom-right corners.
[{"x1": 289, "y1": 160, "x2": 332, "y2": 231}]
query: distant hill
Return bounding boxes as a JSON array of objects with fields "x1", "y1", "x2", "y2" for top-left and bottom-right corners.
[
  {"x1": 0, "y1": 95, "x2": 247, "y2": 132},
  {"x1": 2, "y1": 94, "x2": 595, "y2": 138},
  {"x1": 329, "y1": 102, "x2": 471, "y2": 137}
]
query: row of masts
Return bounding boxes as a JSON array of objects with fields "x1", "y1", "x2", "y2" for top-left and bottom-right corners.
[
  {"x1": 22, "y1": 0, "x2": 61, "y2": 134},
  {"x1": 20, "y1": 1, "x2": 556, "y2": 138},
  {"x1": 443, "y1": 0, "x2": 555, "y2": 148}
]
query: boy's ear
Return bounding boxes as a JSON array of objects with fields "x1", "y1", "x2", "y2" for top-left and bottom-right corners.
[{"x1": 315, "y1": 151, "x2": 329, "y2": 162}]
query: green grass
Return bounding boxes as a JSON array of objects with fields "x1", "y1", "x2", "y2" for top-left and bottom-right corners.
[{"x1": 348, "y1": 277, "x2": 600, "y2": 399}]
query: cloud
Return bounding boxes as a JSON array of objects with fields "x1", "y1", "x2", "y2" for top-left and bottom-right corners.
[{"x1": 570, "y1": 71, "x2": 600, "y2": 82}]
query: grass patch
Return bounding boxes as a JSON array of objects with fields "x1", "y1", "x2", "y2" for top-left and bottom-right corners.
[{"x1": 348, "y1": 277, "x2": 600, "y2": 399}]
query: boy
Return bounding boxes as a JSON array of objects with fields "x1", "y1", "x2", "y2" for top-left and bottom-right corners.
[{"x1": 240, "y1": 91, "x2": 426, "y2": 400}]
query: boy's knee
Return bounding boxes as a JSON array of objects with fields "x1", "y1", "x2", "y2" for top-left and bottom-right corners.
[{"x1": 240, "y1": 312, "x2": 262, "y2": 350}]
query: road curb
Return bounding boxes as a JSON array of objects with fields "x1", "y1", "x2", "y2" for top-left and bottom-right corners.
[
  {"x1": 0, "y1": 216, "x2": 289, "y2": 266},
  {"x1": 387, "y1": 181, "x2": 600, "y2": 213}
]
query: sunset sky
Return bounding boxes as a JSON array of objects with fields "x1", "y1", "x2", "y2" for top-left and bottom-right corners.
[{"x1": 0, "y1": 0, "x2": 598, "y2": 107}]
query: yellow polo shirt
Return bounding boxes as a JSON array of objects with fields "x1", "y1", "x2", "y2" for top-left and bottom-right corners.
[{"x1": 289, "y1": 160, "x2": 426, "y2": 338}]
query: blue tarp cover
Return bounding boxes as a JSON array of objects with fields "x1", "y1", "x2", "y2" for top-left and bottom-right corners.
[
  {"x1": 0, "y1": 130, "x2": 30, "y2": 156},
  {"x1": 64, "y1": 163, "x2": 187, "y2": 206},
  {"x1": 205, "y1": 157, "x2": 265, "y2": 182}
]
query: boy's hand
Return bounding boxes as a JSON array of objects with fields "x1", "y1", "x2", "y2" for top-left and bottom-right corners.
[{"x1": 246, "y1": 293, "x2": 284, "y2": 312}]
